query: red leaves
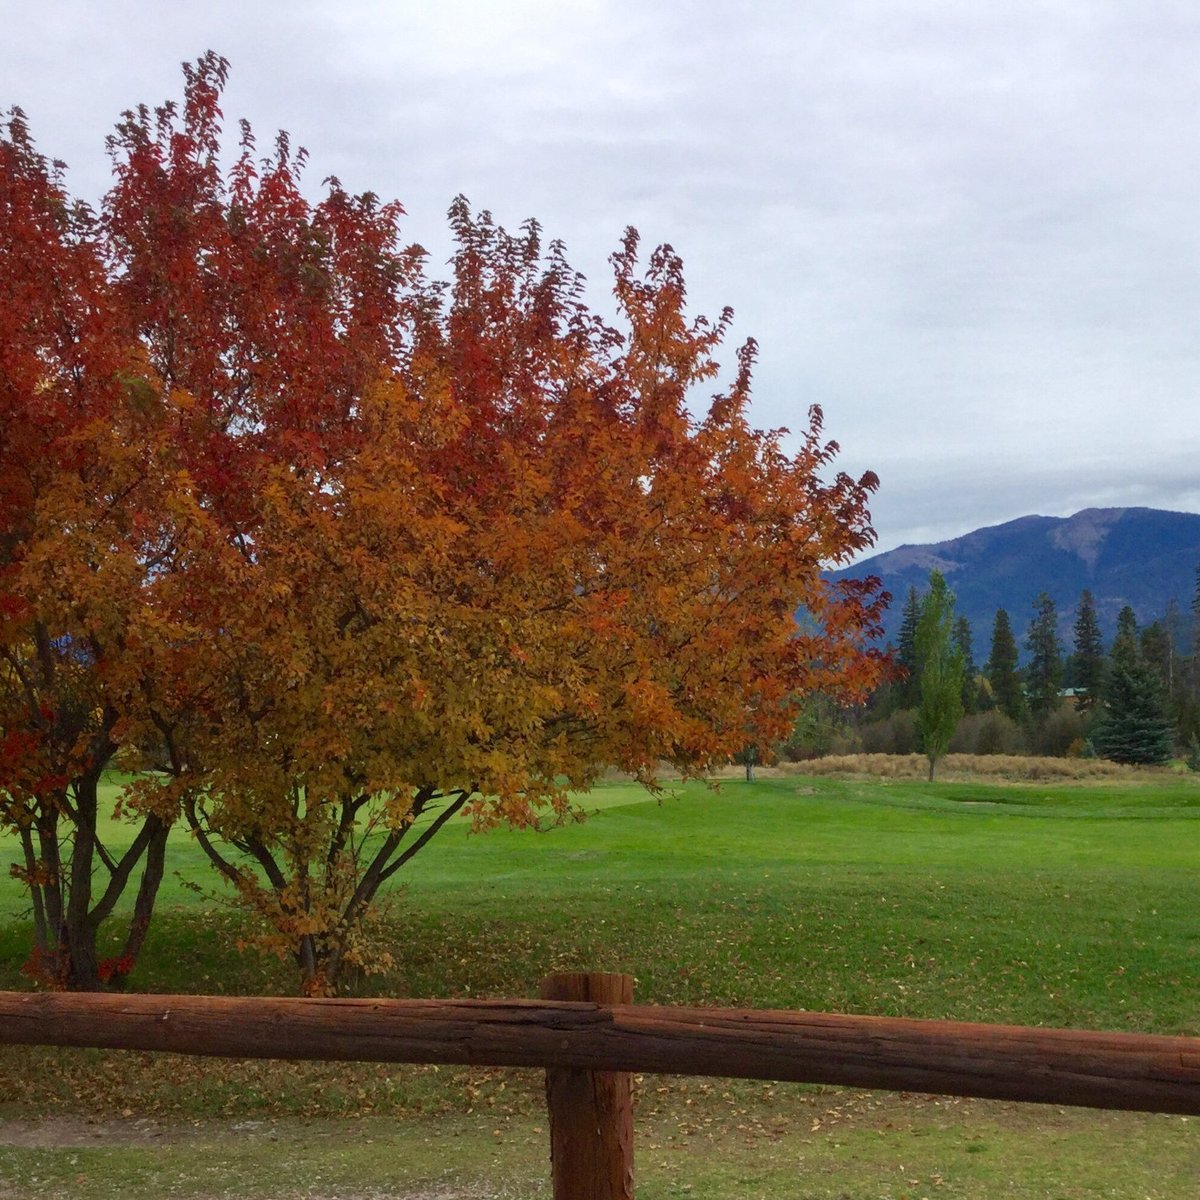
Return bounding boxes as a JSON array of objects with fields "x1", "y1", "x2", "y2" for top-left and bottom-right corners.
[
  {"x1": 96, "y1": 953, "x2": 136, "y2": 984},
  {"x1": 2, "y1": 55, "x2": 889, "y2": 992}
]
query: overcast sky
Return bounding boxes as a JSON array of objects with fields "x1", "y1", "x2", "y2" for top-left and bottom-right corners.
[{"x1": 5, "y1": 1, "x2": 1199, "y2": 556}]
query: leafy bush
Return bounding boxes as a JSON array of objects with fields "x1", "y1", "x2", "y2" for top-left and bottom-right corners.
[
  {"x1": 780, "y1": 698, "x2": 862, "y2": 761},
  {"x1": 1187, "y1": 735, "x2": 1200, "y2": 773},
  {"x1": 1028, "y1": 706, "x2": 1089, "y2": 757},
  {"x1": 859, "y1": 709, "x2": 919, "y2": 755},
  {"x1": 949, "y1": 710, "x2": 1025, "y2": 755}
]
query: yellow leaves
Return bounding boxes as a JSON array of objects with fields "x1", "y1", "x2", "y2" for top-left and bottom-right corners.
[{"x1": 3, "y1": 97, "x2": 886, "y2": 993}]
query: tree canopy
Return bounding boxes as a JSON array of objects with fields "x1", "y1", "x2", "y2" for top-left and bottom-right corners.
[
  {"x1": 0, "y1": 54, "x2": 888, "y2": 992},
  {"x1": 914, "y1": 571, "x2": 964, "y2": 780},
  {"x1": 1070, "y1": 589, "x2": 1104, "y2": 713},
  {"x1": 1024, "y1": 592, "x2": 1063, "y2": 725},
  {"x1": 1093, "y1": 609, "x2": 1174, "y2": 765},
  {"x1": 986, "y1": 608, "x2": 1024, "y2": 724}
]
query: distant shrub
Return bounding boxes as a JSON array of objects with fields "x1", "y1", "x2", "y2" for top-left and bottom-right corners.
[
  {"x1": 780, "y1": 701, "x2": 862, "y2": 761},
  {"x1": 859, "y1": 709, "x2": 919, "y2": 755},
  {"x1": 786, "y1": 752, "x2": 1141, "y2": 782},
  {"x1": 949, "y1": 711, "x2": 1025, "y2": 756},
  {"x1": 827, "y1": 728, "x2": 863, "y2": 757},
  {"x1": 1187, "y1": 735, "x2": 1200, "y2": 773},
  {"x1": 1029, "y1": 707, "x2": 1089, "y2": 757}
]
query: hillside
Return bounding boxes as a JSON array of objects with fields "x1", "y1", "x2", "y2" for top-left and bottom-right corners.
[{"x1": 832, "y1": 507, "x2": 1200, "y2": 652}]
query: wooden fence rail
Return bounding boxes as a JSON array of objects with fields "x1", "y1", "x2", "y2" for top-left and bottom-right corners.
[{"x1": 2, "y1": 972, "x2": 1199, "y2": 1199}]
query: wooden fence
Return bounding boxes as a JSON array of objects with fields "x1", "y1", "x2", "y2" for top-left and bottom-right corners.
[{"x1": 2, "y1": 972, "x2": 1199, "y2": 1199}]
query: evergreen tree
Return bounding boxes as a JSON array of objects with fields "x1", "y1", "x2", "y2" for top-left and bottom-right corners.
[
  {"x1": 1184, "y1": 565, "x2": 1200, "y2": 743},
  {"x1": 1093, "y1": 659, "x2": 1174, "y2": 765},
  {"x1": 915, "y1": 570, "x2": 965, "y2": 781},
  {"x1": 1187, "y1": 734, "x2": 1200, "y2": 773},
  {"x1": 895, "y1": 585, "x2": 921, "y2": 708},
  {"x1": 1094, "y1": 606, "x2": 1174, "y2": 765},
  {"x1": 1190, "y1": 563, "x2": 1200, "y2": 697},
  {"x1": 1024, "y1": 592, "x2": 1063, "y2": 725},
  {"x1": 953, "y1": 614, "x2": 977, "y2": 714},
  {"x1": 1140, "y1": 619, "x2": 1172, "y2": 695},
  {"x1": 1112, "y1": 605, "x2": 1139, "y2": 669},
  {"x1": 1070, "y1": 589, "x2": 1105, "y2": 713},
  {"x1": 986, "y1": 608, "x2": 1025, "y2": 723}
]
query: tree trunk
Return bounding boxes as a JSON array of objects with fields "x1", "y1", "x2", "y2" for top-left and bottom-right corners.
[{"x1": 31, "y1": 804, "x2": 170, "y2": 992}]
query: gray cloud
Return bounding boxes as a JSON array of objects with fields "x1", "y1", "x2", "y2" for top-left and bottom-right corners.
[{"x1": 4, "y1": 1, "x2": 1198, "y2": 555}]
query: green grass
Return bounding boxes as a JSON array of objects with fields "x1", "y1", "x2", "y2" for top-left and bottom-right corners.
[
  {"x1": 2, "y1": 1102, "x2": 1198, "y2": 1199},
  {"x1": 1, "y1": 770, "x2": 1199, "y2": 1196}
]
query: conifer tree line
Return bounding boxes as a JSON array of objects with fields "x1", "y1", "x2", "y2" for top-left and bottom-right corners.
[{"x1": 780, "y1": 568, "x2": 1200, "y2": 767}]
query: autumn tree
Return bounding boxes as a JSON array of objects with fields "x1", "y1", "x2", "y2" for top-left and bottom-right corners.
[
  {"x1": 914, "y1": 571, "x2": 964, "y2": 781},
  {"x1": 2, "y1": 56, "x2": 889, "y2": 993},
  {"x1": 0, "y1": 107, "x2": 190, "y2": 988}
]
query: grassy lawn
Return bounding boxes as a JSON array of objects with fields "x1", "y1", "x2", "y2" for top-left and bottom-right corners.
[{"x1": 1, "y1": 769, "x2": 1198, "y2": 1196}]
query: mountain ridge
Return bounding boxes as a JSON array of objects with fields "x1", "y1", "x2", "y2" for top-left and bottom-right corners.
[{"x1": 833, "y1": 506, "x2": 1200, "y2": 652}]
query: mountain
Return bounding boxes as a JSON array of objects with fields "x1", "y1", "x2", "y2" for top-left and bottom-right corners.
[{"x1": 831, "y1": 507, "x2": 1200, "y2": 655}]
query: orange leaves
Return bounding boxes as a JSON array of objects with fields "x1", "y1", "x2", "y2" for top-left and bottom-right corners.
[{"x1": 2, "y1": 56, "x2": 888, "y2": 993}]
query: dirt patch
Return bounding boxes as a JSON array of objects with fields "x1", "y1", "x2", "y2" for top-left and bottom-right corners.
[{"x1": 0, "y1": 1116, "x2": 190, "y2": 1148}]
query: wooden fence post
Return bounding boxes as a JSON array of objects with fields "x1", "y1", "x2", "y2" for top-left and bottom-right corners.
[{"x1": 540, "y1": 972, "x2": 635, "y2": 1200}]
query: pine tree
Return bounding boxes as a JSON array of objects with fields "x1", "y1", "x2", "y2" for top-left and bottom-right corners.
[
  {"x1": 1185, "y1": 565, "x2": 1200, "y2": 743},
  {"x1": 895, "y1": 585, "x2": 921, "y2": 709},
  {"x1": 1093, "y1": 660, "x2": 1174, "y2": 765},
  {"x1": 1191, "y1": 563, "x2": 1200, "y2": 696},
  {"x1": 1094, "y1": 607, "x2": 1174, "y2": 765},
  {"x1": 1024, "y1": 592, "x2": 1063, "y2": 725},
  {"x1": 1140, "y1": 620, "x2": 1172, "y2": 695},
  {"x1": 953, "y1": 614, "x2": 977, "y2": 714},
  {"x1": 915, "y1": 571, "x2": 965, "y2": 781},
  {"x1": 1112, "y1": 605, "x2": 1139, "y2": 669},
  {"x1": 1070, "y1": 589, "x2": 1105, "y2": 713},
  {"x1": 987, "y1": 608, "x2": 1025, "y2": 723},
  {"x1": 1160, "y1": 597, "x2": 1198, "y2": 744}
]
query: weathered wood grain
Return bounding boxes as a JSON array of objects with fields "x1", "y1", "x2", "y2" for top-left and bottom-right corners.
[
  {"x1": 541, "y1": 973, "x2": 634, "y2": 1200},
  {"x1": 1, "y1": 989, "x2": 1197, "y2": 1114}
]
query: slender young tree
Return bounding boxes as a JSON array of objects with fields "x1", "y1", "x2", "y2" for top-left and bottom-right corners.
[
  {"x1": 986, "y1": 608, "x2": 1025, "y2": 723},
  {"x1": 1024, "y1": 593, "x2": 1063, "y2": 726},
  {"x1": 915, "y1": 571, "x2": 965, "y2": 781},
  {"x1": 1071, "y1": 589, "x2": 1105, "y2": 714},
  {"x1": 1162, "y1": 598, "x2": 1182, "y2": 696}
]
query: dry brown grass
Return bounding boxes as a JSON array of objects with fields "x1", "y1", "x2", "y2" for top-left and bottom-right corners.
[{"x1": 778, "y1": 752, "x2": 1158, "y2": 782}]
